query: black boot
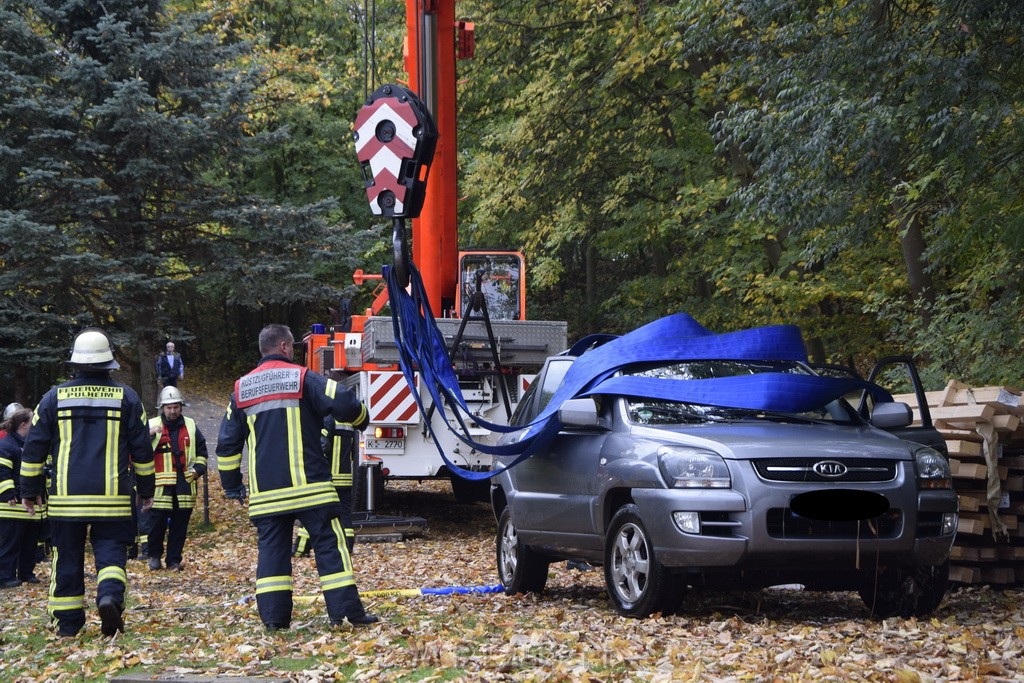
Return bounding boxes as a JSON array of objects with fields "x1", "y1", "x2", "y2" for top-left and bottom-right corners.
[{"x1": 98, "y1": 596, "x2": 124, "y2": 636}]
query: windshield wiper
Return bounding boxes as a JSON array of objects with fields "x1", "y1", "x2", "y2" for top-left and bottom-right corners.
[{"x1": 759, "y1": 411, "x2": 826, "y2": 424}]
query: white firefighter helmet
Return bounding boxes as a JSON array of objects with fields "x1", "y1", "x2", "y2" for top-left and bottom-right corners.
[
  {"x1": 158, "y1": 385, "x2": 187, "y2": 407},
  {"x1": 3, "y1": 402, "x2": 24, "y2": 421},
  {"x1": 68, "y1": 329, "x2": 119, "y2": 370}
]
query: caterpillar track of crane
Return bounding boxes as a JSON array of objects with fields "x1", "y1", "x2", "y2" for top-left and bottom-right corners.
[{"x1": 302, "y1": 0, "x2": 568, "y2": 537}]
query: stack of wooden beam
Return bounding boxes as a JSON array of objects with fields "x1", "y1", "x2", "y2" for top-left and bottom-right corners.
[{"x1": 893, "y1": 380, "x2": 1024, "y2": 585}]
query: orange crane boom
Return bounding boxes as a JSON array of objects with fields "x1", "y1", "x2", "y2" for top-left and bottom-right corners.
[{"x1": 404, "y1": 0, "x2": 460, "y2": 316}]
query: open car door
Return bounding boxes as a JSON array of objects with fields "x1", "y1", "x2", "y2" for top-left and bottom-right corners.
[{"x1": 812, "y1": 357, "x2": 948, "y2": 457}]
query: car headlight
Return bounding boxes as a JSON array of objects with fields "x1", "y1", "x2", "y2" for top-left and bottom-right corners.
[
  {"x1": 658, "y1": 446, "x2": 730, "y2": 488},
  {"x1": 915, "y1": 447, "x2": 951, "y2": 489}
]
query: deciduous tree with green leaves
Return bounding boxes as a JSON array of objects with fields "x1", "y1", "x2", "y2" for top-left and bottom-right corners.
[
  {"x1": 682, "y1": 0, "x2": 1024, "y2": 381},
  {"x1": 459, "y1": 1, "x2": 742, "y2": 337}
]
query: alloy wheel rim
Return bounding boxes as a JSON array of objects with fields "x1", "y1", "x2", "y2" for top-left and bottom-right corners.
[
  {"x1": 500, "y1": 521, "x2": 519, "y2": 581},
  {"x1": 611, "y1": 522, "x2": 649, "y2": 602}
]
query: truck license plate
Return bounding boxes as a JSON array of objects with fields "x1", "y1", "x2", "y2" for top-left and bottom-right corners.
[{"x1": 365, "y1": 438, "x2": 404, "y2": 451}]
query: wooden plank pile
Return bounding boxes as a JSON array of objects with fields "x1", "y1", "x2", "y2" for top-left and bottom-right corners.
[{"x1": 894, "y1": 380, "x2": 1024, "y2": 586}]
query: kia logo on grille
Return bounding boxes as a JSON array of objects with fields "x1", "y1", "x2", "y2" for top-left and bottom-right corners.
[{"x1": 813, "y1": 460, "x2": 848, "y2": 477}]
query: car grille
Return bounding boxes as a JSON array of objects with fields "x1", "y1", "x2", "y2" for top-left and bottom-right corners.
[
  {"x1": 766, "y1": 508, "x2": 903, "y2": 539},
  {"x1": 754, "y1": 457, "x2": 897, "y2": 483}
]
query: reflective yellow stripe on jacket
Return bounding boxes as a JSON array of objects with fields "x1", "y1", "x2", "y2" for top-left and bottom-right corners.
[
  {"x1": 47, "y1": 494, "x2": 132, "y2": 519},
  {"x1": 247, "y1": 482, "x2": 338, "y2": 517}
]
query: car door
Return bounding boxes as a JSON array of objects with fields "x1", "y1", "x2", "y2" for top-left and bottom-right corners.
[
  {"x1": 813, "y1": 357, "x2": 948, "y2": 456},
  {"x1": 505, "y1": 357, "x2": 606, "y2": 540},
  {"x1": 864, "y1": 356, "x2": 948, "y2": 456}
]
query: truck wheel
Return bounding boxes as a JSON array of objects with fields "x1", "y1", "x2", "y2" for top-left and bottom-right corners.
[
  {"x1": 450, "y1": 473, "x2": 490, "y2": 503},
  {"x1": 859, "y1": 560, "x2": 949, "y2": 618},
  {"x1": 496, "y1": 508, "x2": 548, "y2": 594},
  {"x1": 352, "y1": 464, "x2": 384, "y2": 513},
  {"x1": 604, "y1": 504, "x2": 683, "y2": 618}
]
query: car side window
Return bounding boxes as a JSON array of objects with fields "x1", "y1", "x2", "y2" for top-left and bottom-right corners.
[
  {"x1": 509, "y1": 382, "x2": 538, "y2": 427},
  {"x1": 535, "y1": 359, "x2": 572, "y2": 416},
  {"x1": 510, "y1": 358, "x2": 574, "y2": 427}
]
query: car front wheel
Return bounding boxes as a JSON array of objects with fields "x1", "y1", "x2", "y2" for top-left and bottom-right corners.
[
  {"x1": 496, "y1": 507, "x2": 549, "y2": 594},
  {"x1": 859, "y1": 560, "x2": 949, "y2": 618},
  {"x1": 604, "y1": 504, "x2": 683, "y2": 617}
]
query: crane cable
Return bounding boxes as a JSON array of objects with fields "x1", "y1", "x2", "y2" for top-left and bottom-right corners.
[{"x1": 362, "y1": 0, "x2": 378, "y2": 100}]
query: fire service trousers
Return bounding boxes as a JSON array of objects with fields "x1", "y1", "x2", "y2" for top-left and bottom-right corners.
[
  {"x1": 49, "y1": 519, "x2": 132, "y2": 635},
  {"x1": 146, "y1": 501, "x2": 192, "y2": 566},
  {"x1": 253, "y1": 506, "x2": 367, "y2": 627},
  {"x1": 336, "y1": 485, "x2": 355, "y2": 552},
  {"x1": 0, "y1": 517, "x2": 41, "y2": 582}
]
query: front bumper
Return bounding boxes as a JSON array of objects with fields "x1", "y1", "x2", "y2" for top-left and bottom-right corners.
[{"x1": 630, "y1": 471, "x2": 958, "y2": 574}]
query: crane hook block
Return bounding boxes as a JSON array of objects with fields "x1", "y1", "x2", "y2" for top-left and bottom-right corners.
[{"x1": 353, "y1": 84, "x2": 438, "y2": 218}]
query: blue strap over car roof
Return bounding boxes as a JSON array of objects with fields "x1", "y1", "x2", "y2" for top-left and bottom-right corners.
[
  {"x1": 587, "y1": 374, "x2": 890, "y2": 414},
  {"x1": 384, "y1": 264, "x2": 893, "y2": 480}
]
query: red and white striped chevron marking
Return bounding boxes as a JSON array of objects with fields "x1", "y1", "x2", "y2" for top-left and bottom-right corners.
[
  {"x1": 367, "y1": 371, "x2": 420, "y2": 424},
  {"x1": 519, "y1": 374, "x2": 536, "y2": 401},
  {"x1": 354, "y1": 98, "x2": 420, "y2": 215}
]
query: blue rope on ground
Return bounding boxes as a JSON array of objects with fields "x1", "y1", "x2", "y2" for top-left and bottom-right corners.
[{"x1": 290, "y1": 584, "x2": 504, "y2": 603}]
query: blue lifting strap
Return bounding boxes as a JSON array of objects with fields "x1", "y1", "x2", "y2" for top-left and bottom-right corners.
[{"x1": 384, "y1": 264, "x2": 894, "y2": 481}]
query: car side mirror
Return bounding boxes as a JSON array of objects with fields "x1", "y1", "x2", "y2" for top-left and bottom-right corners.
[
  {"x1": 558, "y1": 398, "x2": 607, "y2": 430},
  {"x1": 871, "y1": 401, "x2": 913, "y2": 429}
]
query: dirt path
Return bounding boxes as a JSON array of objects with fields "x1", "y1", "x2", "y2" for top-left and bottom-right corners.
[
  {"x1": 112, "y1": 370, "x2": 229, "y2": 461},
  {"x1": 176, "y1": 390, "x2": 228, "y2": 468}
]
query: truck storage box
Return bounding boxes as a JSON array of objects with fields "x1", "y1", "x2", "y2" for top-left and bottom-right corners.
[{"x1": 362, "y1": 316, "x2": 568, "y2": 368}]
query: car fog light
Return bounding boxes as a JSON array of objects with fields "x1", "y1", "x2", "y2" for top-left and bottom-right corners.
[
  {"x1": 673, "y1": 511, "x2": 701, "y2": 534},
  {"x1": 941, "y1": 512, "x2": 958, "y2": 535}
]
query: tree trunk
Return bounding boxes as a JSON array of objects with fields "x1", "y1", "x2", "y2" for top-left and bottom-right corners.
[
  {"x1": 12, "y1": 365, "x2": 29, "y2": 406},
  {"x1": 138, "y1": 342, "x2": 161, "y2": 412},
  {"x1": 897, "y1": 206, "x2": 934, "y2": 322},
  {"x1": 805, "y1": 337, "x2": 827, "y2": 364},
  {"x1": 585, "y1": 241, "x2": 596, "y2": 310}
]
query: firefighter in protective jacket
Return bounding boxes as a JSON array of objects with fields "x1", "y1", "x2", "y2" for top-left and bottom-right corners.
[
  {"x1": 217, "y1": 324, "x2": 377, "y2": 630},
  {"x1": 293, "y1": 415, "x2": 358, "y2": 557},
  {"x1": 0, "y1": 407, "x2": 43, "y2": 587},
  {"x1": 146, "y1": 385, "x2": 208, "y2": 571},
  {"x1": 326, "y1": 417, "x2": 358, "y2": 549},
  {"x1": 20, "y1": 328, "x2": 155, "y2": 637}
]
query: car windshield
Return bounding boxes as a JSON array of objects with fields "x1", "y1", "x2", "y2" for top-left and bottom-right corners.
[{"x1": 623, "y1": 360, "x2": 860, "y2": 426}]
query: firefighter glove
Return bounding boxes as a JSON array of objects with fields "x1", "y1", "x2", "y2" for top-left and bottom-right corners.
[
  {"x1": 225, "y1": 484, "x2": 247, "y2": 500},
  {"x1": 192, "y1": 463, "x2": 207, "y2": 478}
]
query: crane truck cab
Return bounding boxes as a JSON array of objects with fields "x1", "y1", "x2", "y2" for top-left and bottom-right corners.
[{"x1": 303, "y1": 251, "x2": 567, "y2": 507}]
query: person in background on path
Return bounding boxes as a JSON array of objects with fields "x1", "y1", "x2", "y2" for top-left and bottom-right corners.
[
  {"x1": 146, "y1": 386, "x2": 207, "y2": 571},
  {"x1": 156, "y1": 341, "x2": 184, "y2": 388},
  {"x1": 0, "y1": 408, "x2": 43, "y2": 588},
  {"x1": 217, "y1": 323, "x2": 378, "y2": 631},
  {"x1": 20, "y1": 328, "x2": 155, "y2": 638},
  {"x1": 0, "y1": 402, "x2": 24, "y2": 440}
]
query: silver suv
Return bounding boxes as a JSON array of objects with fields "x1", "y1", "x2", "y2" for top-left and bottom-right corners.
[{"x1": 491, "y1": 356, "x2": 958, "y2": 618}]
